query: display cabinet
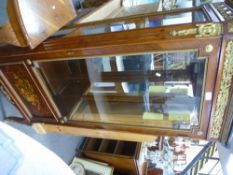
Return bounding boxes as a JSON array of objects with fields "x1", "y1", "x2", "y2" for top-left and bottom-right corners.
[{"x1": 0, "y1": 0, "x2": 233, "y2": 144}]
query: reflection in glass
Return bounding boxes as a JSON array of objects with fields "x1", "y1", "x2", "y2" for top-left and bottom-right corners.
[
  {"x1": 123, "y1": 0, "x2": 160, "y2": 7},
  {"x1": 122, "y1": 0, "x2": 221, "y2": 11},
  {"x1": 163, "y1": 0, "x2": 193, "y2": 11},
  {"x1": 122, "y1": 0, "x2": 193, "y2": 10},
  {"x1": 37, "y1": 50, "x2": 206, "y2": 130}
]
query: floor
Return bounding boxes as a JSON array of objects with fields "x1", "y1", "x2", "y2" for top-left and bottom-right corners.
[
  {"x1": 218, "y1": 127, "x2": 233, "y2": 175},
  {"x1": 0, "y1": 92, "x2": 83, "y2": 164},
  {"x1": 0, "y1": 0, "x2": 7, "y2": 26},
  {"x1": 217, "y1": 142, "x2": 233, "y2": 175}
]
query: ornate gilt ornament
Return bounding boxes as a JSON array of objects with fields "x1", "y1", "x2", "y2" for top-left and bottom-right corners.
[
  {"x1": 170, "y1": 23, "x2": 222, "y2": 37},
  {"x1": 205, "y1": 44, "x2": 214, "y2": 53},
  {"x1": 210, "y1": 41, "x2": 233, "y2": 138},
  {"x1": 13, "y1": 74, "x2": 41, "y2": 109}
]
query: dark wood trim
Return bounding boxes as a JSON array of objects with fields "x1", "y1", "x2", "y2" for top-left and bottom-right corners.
[{"x1": 0, "y1": 24, "x2": 220, "y2": 63}]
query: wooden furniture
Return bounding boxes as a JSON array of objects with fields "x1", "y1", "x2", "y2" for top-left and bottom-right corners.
[
  {"x1": 0, "y1": 0, "x2": 76, "y2": 49},
  {"x1": 1, "y1": 0, "x2": 233, "y2": 144},
  {"x1": 80, "y1": 138, "x2": 141, "y2": 175}
]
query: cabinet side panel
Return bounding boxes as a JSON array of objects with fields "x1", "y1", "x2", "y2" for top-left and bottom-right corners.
[{"x1": 1, "y1": 64, "x2": 53, "y2": 117}]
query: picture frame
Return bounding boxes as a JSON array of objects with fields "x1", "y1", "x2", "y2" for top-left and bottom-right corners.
[{"x1": 70, "y1": 157, "x2": 114, "y2": 175}]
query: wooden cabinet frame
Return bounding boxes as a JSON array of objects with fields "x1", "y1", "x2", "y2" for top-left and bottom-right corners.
[{"x1": 1, "y1": 2, "x2": 233, "y2": 143}]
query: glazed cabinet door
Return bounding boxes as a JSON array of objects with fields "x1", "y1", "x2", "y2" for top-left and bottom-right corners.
[
  {"x1": 27, "y1": 3, "x2": 223, "y2": 139},
  {"x1": 0, "y1": 63, "x2": 60, "y2": 122},
  {"x1": 32, "y1": 31, "x2": 221, "y2": 139}
]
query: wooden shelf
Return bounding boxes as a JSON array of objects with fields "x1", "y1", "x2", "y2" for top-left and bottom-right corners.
[
  {"x1": 98, "y1": 139, "x2": 117, "y2": 153},
  {"x1": 85, "y1": 138, "x2": 102, "y2": 151},
  {"x1": 81, "y1": 138, "x2": 141, "y2": 174},
  {"x1": 114, "y1": 141, "x2": 138, "y2": 157}
]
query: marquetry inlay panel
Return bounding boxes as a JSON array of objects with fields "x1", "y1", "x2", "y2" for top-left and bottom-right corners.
[{"x1": 1, "y1": 64, "x2": 52, "y2": 117}]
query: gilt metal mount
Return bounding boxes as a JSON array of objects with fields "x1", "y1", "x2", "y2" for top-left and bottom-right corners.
[{"x1": 170, "y1": 23, "x2": 222, "y2": 38}]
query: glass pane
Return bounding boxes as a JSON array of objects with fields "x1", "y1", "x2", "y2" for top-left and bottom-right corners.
[
  {"x1": 122, "y1": 0, "x2": 223, "y2": 11},
  {"x1": 113, "y1": 0, "x2": 162, "y2": 18},
  {"x1": 163, "y1": 0, "x2": 193, "y2": 11},
  {"x1": 123, "y1": 0, "x2": 160, "y2": 7},
  {"x1": 74, "y1": 10, "x2": 206, "y2": 36},
  {"x1": 37, "y1": 50, "x2": 206, "y2": 130},
  {"x1": 122, "y1": 0, "x2": 194, "y2": 11}
]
